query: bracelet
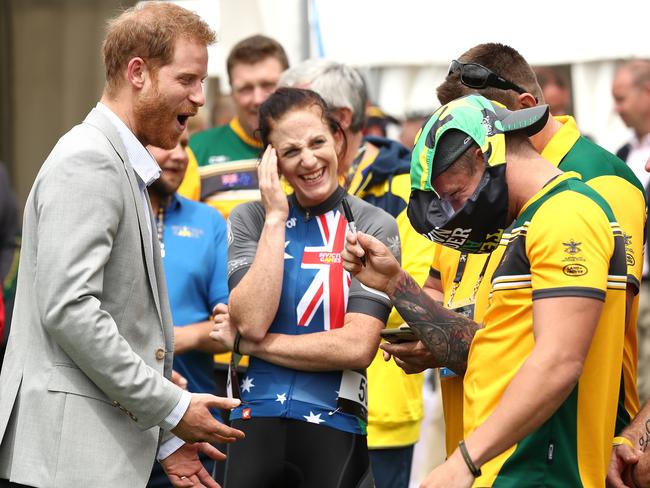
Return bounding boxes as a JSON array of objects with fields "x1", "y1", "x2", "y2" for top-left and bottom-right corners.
[
  {"x1": 233, "y1": 331, "x2": 242, "y2": 355},
  {"x1": 458, "y1": 439, "x2": 481, "y2": 477},
  {"x1": 613, "y1": 436, "x2": 634, "y2": 448}
]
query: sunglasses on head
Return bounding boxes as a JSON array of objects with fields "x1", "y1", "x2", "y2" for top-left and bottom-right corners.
[{"x1": 448, "y1": 59, "x2": 529, "y2": 96}]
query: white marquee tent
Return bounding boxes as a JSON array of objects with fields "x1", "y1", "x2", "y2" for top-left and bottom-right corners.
[{"x1": 177, "y1": 0, "x2": 650, "y2": 154}]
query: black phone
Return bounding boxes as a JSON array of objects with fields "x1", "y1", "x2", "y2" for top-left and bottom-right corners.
[{"x1": 380, "y1": 325, "x2": 418, "y2": 343}]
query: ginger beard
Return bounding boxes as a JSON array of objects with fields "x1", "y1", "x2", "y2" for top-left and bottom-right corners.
[{"x1": 134, "y1": 73, "x2": 196, "y2": 150}]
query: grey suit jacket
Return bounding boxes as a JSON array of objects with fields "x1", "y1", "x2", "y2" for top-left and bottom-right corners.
[{"x1": 0, "y1": 108, "x2": 182, "y2": 487}]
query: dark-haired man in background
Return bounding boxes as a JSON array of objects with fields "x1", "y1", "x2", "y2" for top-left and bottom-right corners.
[{"x1": 190, "y1": 34, "x2": 289, "y2": 167}]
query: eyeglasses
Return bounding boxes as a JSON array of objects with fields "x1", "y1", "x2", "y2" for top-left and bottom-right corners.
[{"x1": 448, "y1": 59, "x2": 528, "y2": 96}]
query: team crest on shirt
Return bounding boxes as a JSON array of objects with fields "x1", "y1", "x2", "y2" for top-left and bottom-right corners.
[
  {"x1": 562, "y1": 239, "x2": 586, "y2": 265},
  {"x1": 563, "y1": 239, "x2": 582, "y2": 255},
  {"x1": 172, "y1": 225, "x2": 203, "y2": 238}
]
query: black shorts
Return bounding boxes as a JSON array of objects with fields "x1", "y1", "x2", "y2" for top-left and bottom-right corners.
[{"x1": 224, "y1": 417, "x2": 373, "y2": 488}]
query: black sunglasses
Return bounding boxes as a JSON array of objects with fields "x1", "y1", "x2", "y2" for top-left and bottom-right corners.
[{"x1": 448, "y1": 59, "x2": 529, "y2": 96}]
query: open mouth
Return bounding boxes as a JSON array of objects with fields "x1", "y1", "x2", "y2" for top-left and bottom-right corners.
[
  {"x1": 300, "y1": 167, "x2": 325, "y2": 183},
  {"x1": 177, "y1": 114, "x2": 190, "y2": 128}
]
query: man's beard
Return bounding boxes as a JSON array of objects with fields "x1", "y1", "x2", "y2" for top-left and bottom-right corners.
[
  {"x1": 149, "y1": 177, "x2": 176, "y2": 201},
  {"x1": 134, "y1": 83, "x2": 178, "y2": 150}
]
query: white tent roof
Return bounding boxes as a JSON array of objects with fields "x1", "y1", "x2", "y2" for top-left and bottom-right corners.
[{"x1": 313, "y1": 0, "x2": 650, "y2": 66}]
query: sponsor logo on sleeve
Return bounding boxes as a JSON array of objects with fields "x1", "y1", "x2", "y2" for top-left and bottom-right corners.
[{"x1": 624, "y1": 233, "x2": 635, "y2": 266}]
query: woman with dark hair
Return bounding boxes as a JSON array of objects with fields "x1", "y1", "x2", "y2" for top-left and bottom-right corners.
[{"x1": 211, "y1": 87, "x2": 400, "y2": 487}]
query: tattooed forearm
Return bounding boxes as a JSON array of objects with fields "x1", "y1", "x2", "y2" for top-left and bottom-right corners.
[{"x1": 388, "y1": 270, "x2": 480, "y2": 374}]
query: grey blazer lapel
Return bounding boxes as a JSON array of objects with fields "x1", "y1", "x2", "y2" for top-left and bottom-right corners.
[
  {"x1": 148, "y1": 191, "x2": 175, "y2": 359},
  {"x1": 128, "y1": 172, "x2": 163, "y2": 325},
  {"x1": 82, "y1": 109, "x2": 164, "y2": 325}
]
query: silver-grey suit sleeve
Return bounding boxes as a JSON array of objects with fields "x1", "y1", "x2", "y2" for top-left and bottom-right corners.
[{"x1": 32, "y1": 143, "x2": 180, "y2": 430}]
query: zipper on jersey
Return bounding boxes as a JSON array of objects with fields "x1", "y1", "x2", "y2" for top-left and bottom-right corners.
[{"x1": 546, "y1": 440, "x2": 554, "y2": 464}]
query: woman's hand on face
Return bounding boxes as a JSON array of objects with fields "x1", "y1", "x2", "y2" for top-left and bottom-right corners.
[{"x1": 258, "y1": 145, "x2": 289, "y2": 224}]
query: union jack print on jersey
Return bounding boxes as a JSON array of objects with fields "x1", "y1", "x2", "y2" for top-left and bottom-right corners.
[{"x1": 296, "y1": 210, "x2": 352, "y2": 330}]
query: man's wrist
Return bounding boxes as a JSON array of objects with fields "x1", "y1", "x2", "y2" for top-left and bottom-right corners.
[
  {"x1": 458, "y1": 439, "x2": 482, "y2": 477},
  {"x1": 385, "y1": 269, "x2": 406, "y2": 298},
  {"x1": 159, "y1": 390, "x2": 192, "y2": 431},
  {"x1": 157, "y1": 435, "x2": 185, "y2": 461}
]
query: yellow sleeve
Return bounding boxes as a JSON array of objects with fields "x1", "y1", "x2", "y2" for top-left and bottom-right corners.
[
  {"x1": 527, "y1": 192, "x2": 614, "y2": 300},
  {"x1": 429, "y1": 242, "x2": 443, "y2": 279},
  {"x1": 177, "y1": 146, "x2": 201, "y2": 201},
  {"x1": 587, "y1": 175, "x2": 646, "y2": 292}
]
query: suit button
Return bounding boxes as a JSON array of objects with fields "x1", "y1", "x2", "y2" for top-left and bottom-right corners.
[{"x1": 155, "y1": 348, "x2": 165, "y2": 360}]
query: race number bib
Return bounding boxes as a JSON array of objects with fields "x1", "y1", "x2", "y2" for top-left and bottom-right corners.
[{"x1": 336, "y1": 370, "x2": 368, "y2": 422}]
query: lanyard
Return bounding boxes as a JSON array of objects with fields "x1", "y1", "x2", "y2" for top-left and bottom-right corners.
[
  {"x1": 342, "y1": 145, "x2": 367, "y2": 191},
  {"x1": 446, "y1": 252, "x2": 492, "y2": 308},
  {"x1": 156, "y1": 205, "x2": 166, "y2": 258}
]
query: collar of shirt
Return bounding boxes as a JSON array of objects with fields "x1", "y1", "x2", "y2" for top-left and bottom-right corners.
[
  {"x1": 540, "y1": 115, "x2": 580, "y2": 167},
  {"x1": 96, "y1": 102, "x2": 160, "y2": 187},
  {"x1": 164, "y1": 193, "x2": 183, "y2": 213},
  {"x1": 630, "y1": 132, "x2": 650, "y2": 151}
]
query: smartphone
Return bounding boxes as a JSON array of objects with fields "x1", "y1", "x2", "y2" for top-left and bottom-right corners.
[{"x1": 380, "y1": 325, "x2": 418, "y2": 343}]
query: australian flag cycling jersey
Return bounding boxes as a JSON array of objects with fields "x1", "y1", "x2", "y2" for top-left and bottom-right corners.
[{"x1": 227, "y1": 186, "x2": 400, "y2": 435}]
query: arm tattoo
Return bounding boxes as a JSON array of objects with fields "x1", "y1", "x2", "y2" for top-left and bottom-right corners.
[{"x1": 389, "y1": 270, "x2": 480, "y2": 374}]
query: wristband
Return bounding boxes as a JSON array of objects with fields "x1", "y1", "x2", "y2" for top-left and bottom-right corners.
[
  {"x1": 459, "y1": 439, "x2": 481, "y2": 477},
  {"x1": 613, "y1": 436, "x2": 634, "y2": 448},
  {"x1": 233, "y1": 331, "x2": 242, "y2": 355}
]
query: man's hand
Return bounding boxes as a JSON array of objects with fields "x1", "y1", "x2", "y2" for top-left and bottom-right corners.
[
  {"x1": 161, "y1": 442, "x2": 225, "y2": 488},
  {"x1": 380, "y1": 339, "x2": 439, "y2": 374},
  {"x1": 210, "y1": 303, "x2": 237, "y2": 350},
  {"x1": 633, "y1": 449, "x2": 650, "y2": 487},
  {"x1": 342, "y1": 231, "x2": 401, "y2": 294},
  {"x1": 419, "y1": 449, "x2": 475, "y2": 488},
  {"x1": 172, "y1": 394, "x2": 245, "y2": 444},
  {"x1": 607, "y1": 442, "x2": 642, "y2": 487}
]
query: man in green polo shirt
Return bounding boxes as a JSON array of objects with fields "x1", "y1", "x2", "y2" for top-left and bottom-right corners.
[{"x1": 190, "y1": 35, "x2": 289, "y2": 166}]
